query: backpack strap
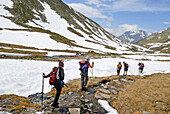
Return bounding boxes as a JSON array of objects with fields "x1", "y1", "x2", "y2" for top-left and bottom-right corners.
[{"x1": 55, "y1": 67, "x2": 59, "y2": 80}]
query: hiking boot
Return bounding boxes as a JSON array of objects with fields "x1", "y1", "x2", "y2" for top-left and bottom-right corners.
[
  {"x1": 52, "y1": 103, "x2": 59, "y2": 108},
  {"x1": 52, "y1": 105, "x2": 59, "y2": 108},
  {"x1": 81, "y1": 87, "x2": 87, "y2": 91}
]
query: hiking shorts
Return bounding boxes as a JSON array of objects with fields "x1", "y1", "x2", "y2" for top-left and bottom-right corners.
[{"x1": 124, "y1": 67, "x2": 128, "y2": 71}]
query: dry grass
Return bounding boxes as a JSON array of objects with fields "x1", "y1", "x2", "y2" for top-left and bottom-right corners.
[
  {"x1": 0, "y1": 94, "x2": 31, "y2": 110},
  {"x1": 113, "y1": 73, "x2": 170, "y2": 114}
]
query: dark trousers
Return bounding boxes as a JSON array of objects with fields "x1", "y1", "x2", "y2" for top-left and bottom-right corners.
[
  {"x1": 117, "y1": 69, "x2": 121, "y2": 75},
  {"x1": 52, "y1": 83, "x2": 62, "y2": 106},
  {"x1": 81, "y1": 72, "x2": 88, "y2": 89}
]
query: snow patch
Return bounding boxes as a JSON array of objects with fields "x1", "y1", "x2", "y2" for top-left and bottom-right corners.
[{"x1": 98, "y1": 100, "x2": 118, "y2": 114}]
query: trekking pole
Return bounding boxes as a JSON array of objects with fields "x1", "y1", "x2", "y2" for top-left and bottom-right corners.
[
  {"x1": 42, "y1": 73, "x2": 45, "y2": 106},
  {"x1": 64, "y1": 83, "x2": 68, "y2": 87},
  {"x1": 90, "y1": 68, "x2": 95, "y2": 79}
]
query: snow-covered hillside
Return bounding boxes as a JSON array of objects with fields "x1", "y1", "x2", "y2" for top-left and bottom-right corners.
[
  {"x1": 0, "y1": 0, "x2": 148, "y2": 57},
  {"x1": 137, "y1": 27, "x2": 170, "y2": 53}
]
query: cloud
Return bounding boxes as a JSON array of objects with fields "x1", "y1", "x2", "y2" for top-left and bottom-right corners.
[
  {"x1": 85, "y1": 0, "x2": 110, "y2": 7},
  {"x1": 105, "y1": 24, "x2": 139, "y2": 36},
  {"x1": 163, "y1": 22, "x2": 170, "y2": 25},
  {"x1": 68, "y1": 3, "x2": 107, "y2": 18},
  {"x1": 103, "y1": 0, "x2": 170, "y2": 12}
]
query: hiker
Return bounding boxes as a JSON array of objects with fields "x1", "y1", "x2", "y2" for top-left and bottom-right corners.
[
  {"x1": 42, "y1": 60, "x2": 65, "y2": 108},
  {"x1": 79, "y1": 56, "x2": 94, "y2": 91},
  {"x1": 123, "y1": 62, "x2": 129, "y2": 76},
  {"x1": 117, "y1": 62, "x2": 122, "y2": 75},
  {"x1": 138, "y1": 62, "x2": 144, "y2": 73}
]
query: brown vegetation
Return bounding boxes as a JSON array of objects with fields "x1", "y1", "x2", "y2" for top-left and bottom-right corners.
[{"x1": 113, "y1": 73, "x2": 170, "y2": 114}]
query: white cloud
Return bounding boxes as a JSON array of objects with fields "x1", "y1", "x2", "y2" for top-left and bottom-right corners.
[
  {"x1": 86, "y1": 0, "x2": 110, "y2": 7},
  {"x1": 105, "y1": 24, "x2": 139, "y2": 36},
  {"x1": 163, "y1": 22, "x2": 170, "y2": 25},
  {"x1": 107, "y1": 0, "x2": 170, "y2": 12},
  {"x1": 68, "y1": 3, "x2": 107, "y2": 18}
]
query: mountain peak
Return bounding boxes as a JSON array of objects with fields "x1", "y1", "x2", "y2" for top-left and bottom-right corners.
[{"x1": 118, "y1": 30, "x2": 152, "y2": 44}]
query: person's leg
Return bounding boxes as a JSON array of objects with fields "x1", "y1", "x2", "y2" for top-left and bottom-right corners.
[
  {"x1": 118, "y1": 69, "x2": 121, "y2": 75},
  {"x1": 52, "y1": 84, "x2": 62, "y2": 107},
  {"x1": 117, "y1": 69, "x2": 119, "y2": 75},
  {"x1": 84, "y1": 72, "x2": 89, "y2": 87},
  {"x1": 81, "y1": 72, "x2": 85, "y2": 89}
]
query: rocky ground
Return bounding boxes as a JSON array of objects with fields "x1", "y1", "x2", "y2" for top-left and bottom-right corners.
[{"x1": 0, "y1": 73, "x2": 170, "y2": 114}]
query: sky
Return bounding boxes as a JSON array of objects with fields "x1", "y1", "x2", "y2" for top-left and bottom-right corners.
[{"x1": 62, "y1": 0, "x2": 170, "y2": 36}]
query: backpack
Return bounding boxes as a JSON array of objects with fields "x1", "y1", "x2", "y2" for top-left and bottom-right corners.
[
  {"x1": 125, "y1": 63, "x2": 129, "y2": 68},
  {"x1": 49, "y1": 67, "x2": 62, "y2": 85},
  {"x1": 79, "y1": 60, "x2": 89, "y2": 72},
  {"x1": 141, "y1": 63, "x2": 144, "y2": 69}
]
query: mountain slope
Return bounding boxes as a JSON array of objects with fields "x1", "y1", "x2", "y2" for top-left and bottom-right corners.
[
  {"x1": 0, "y1": 0, "x2": 147, "y2": 58},
  {"x1": 136, "y1": 27, "x2": 170, "y2": 53},
  {"x1": 119, "y1": 30, "x2": 152, "y2": 44}
]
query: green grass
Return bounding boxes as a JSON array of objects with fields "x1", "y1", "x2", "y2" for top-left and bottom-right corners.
[
  {"x1": 67, "y1": 27, "x2": 84, "y2": 37},
  {"x1": 0, "y1": 48, "x2": 47, "y2": 55}
]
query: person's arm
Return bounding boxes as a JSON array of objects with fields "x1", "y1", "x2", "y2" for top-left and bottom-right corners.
[
  {"x1": 42, "y1": 72, "x2": 51, "y2": 78},
  {"x1": 90, "y1": 62, "x2": 94, "y2": 68}
]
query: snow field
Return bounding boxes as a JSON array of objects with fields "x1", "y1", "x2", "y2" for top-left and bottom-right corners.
[{"x1": 0, "y1": 57, "x2": 170, "y2": 97}]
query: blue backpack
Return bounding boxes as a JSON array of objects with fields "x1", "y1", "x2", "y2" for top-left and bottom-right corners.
[{"x1": 79, "y1": 60, "x2": 89, "y2": 72}]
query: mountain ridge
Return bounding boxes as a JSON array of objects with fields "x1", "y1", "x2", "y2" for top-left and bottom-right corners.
[
  {"x1": 136, "y1": 27, "x2": 170, "y2": 53},
  {"x1": 118, "y1": 30, "x2": 152, "y2": 44},
  {"x1": 0, "y1": 0, "x2": 148, "y2": 59}
]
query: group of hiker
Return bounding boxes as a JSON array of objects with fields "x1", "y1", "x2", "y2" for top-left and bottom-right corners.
[
  {"x1": 42, "y1": 56, "x2": 144, "y2": 108},
  {"x1": 117, "y1": 61, "x2": 144, "y2": 76}
]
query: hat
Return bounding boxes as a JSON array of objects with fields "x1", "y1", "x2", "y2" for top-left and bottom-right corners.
[
  {"x1": 58, "y1": 60, "x2": 64, "y2": 67},
  {"x1": 86, "y1": 56, "x2": 90, "y2": 60}
]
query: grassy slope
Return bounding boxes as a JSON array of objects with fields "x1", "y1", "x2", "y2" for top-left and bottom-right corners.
[
  {"x1": 136, "y1": 27, "x2": 170, "y2": 53},
  {"x1": 114, "y1": 73, "x2": 170, "y2": 114}
]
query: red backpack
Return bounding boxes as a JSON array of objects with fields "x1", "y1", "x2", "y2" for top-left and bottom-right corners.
[
  {"x1": 125, "y1": 63, "x2": 129, "y2": 68},
  {"x1": 49, "y1": 67, "x2": 59, "y2": 85}
]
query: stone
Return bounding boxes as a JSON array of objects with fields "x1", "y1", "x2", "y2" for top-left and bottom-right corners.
[
  {"x1": 113, "y1": 79, "x2": 121, "y2": 84},
  {"x1": 46, "y1": 96, "x2": 51, "y2": 99},
  {"x1": 69, "y1": 108, "x2": 80, "y2": 114},
  {"x1": 98, "y1": 89, "x2": 110, "y2": 94},
  {"x1": 45, "y1": 111, "x2": 52, "y2": 114},
  {"x1": 22, "y1": 106, "x2": 27, "y2": 110},
  {"x1": 142, "y1": 111, "x2": 150, "y2": 114},
  {"x1": 98, "y1": 93, "x2": 110, "y2": 99},
  {"x1": 103, "y1": 85, "x2": 108, "y2": 89},
  {"x1": 95, "y1": 93, "x2": 102, "y2": 99},
  {"x1": 80, "y1": 98, "x2": 89, "y2": 103},
  {"x1": 101, "y1": 84, "x2": 104, "y2": 87},
  {"x1": 110, "y1": 86, "x2": 117, "y2": 89},
  {"x1": 69, "y1": 102, "x2": 74, "y2": 106},
  {"x1": 88, "y1": 103, "x2": 93, "y2": 108},
  {"x1": 84, "y1": 99, "x2": 90, "y2": 103},
  {"x1": 2, "y1": 105, "x2": 6, "y2": 108},
  {"x1": 68, "y1": 92, "x2": 73, "y2": 95},
  {"x1": 110, "y1": 89, "x2": 118, "y2": 95}
]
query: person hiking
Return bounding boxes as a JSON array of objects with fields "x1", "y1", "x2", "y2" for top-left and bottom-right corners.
[
  {"x1": 79, "y1": 56, "x2": 94, "y2": 91},
  {"x1": 138, "y1": 62, "x2": 144, "y2": 74},
  {"x1": 42, "y1": 60, "x2": 65, "y2": 108},
  {"x1": 123, "y1": 62, "x2": 129, "y2": 76},
  {"x1": 117, "y1": 62, "x2": 122, "y2": 75}
]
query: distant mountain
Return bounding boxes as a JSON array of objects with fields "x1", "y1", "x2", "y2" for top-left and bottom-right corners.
[
  {"x1": 118, "y1": 30, "x2": 152, "y2": 44},
  {"x1": 0, "y1": 0, "x2": 148, "y2": 58},
  {"x1": 136, "y1": 27, "x2": 170, "y2": 53}
]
